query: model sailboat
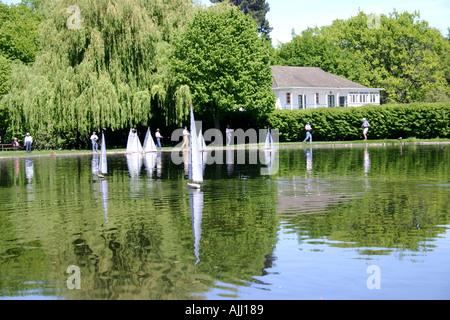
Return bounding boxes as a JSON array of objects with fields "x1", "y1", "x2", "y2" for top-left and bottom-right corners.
[
  {"x1": 261, "y1": 127, "x2": 278, "y2": 176},
  {"x1": 98, "y1": 131, "x2": 107, "y2": 178},
  {"x1": 126, "y1": 128, "x2": 143, "y2": 153},
  {"x1": 198, "y1": 130, "x2": 207, "y2": 152},
  {"x1": 188, "y1": 103, "x2": 203, "y2": 189},
  {"x1": 264, "y1": 127, "x2": 275, "y2": 150},
  {"x1": 143, "y1": 127, "x2": 157, "y2": 153}
]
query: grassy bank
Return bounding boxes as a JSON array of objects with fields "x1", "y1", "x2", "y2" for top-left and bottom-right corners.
[{"x1": 0, "y1": 148, "x2": 127, "y2": 158}]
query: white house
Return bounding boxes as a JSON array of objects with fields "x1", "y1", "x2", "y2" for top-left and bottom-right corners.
[{"x1": 271, "y1": 66, "x2": 383, "y2": 110}]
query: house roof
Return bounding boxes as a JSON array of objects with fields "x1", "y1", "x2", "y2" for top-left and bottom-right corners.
[{"x1": 271, "y1": 65, "x2": 370, "y2": 90}]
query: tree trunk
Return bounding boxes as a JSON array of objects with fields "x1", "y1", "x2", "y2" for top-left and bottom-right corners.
[{"x1": 212, "y1": 104, "x2": 220, "y2": 130}]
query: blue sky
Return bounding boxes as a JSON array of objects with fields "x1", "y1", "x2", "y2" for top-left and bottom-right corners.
[
  {"x1": 3, "y1": 0, "x2": 449, "y2": 46},
  {"x1": 200, "y1": 0, "x2": 450, "y2": 46}
]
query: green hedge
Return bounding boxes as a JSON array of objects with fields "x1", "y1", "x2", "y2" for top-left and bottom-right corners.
[{"x1": 265, "y1": 103, "x2": 450, "y2": 142}]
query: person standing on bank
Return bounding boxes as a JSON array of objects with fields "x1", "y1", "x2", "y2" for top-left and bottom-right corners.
[
  {"x1": 226, "y1": 125, "x2": 233, "y2": 146},
  {"x1": 181, "y1": 126, "x2": 189, "y2": 149},
  {"x1": 303, "y1": 121, "x2": 313, "y2": 143},
  {"x1": 24, "y1": 133, "x2": 33, "y2": 153},
  {"x1": 155, "y1": 129, "x2": 163, "y2": 150},
  {"x1": 362, "y1": 118, "x2": 370, "y2": 140},
  {"x1": 90, "y1": 131, "x2": 99, "y2": 152}
]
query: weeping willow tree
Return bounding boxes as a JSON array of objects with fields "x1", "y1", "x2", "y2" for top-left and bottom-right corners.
[{"x1": 3, "y1": 0, "x2": 194, "y2": 148}]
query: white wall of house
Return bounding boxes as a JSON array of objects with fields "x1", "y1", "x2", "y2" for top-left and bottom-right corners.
[{"x1": 273, "y1": 88, "x2": 381, "y2": 110}]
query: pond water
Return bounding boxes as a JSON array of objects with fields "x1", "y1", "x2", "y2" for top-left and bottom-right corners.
[{"x1": 0, "y1": 144, "x2": 449, "y2": 300}]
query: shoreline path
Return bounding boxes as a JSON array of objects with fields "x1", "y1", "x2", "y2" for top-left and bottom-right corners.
[{"x1": 0, "y1": 140, "x2": 448, "y2": 160}]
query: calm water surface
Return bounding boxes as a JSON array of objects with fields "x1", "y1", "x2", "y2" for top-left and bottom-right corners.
[{"x1": 0, "y1": 145, "x2": 449, "y2": 300}]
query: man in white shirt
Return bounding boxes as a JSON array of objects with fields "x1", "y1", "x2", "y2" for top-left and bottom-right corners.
[
  {"x1": 226, "y1": 125, "x2": 233, "y2": 146},
  {"x1": 155, "y1": 129, "x2": 163, "y2": 150},
  {"x1": 90, "y1": 132, "x2": 99, "y2": 152},
  {"x1": 362, "y1": 118, "x2": 370, "y2": 140},
  {"x1": 24, "y1": 133, "x2": 33, "y2": 153},
  {"x1": 181, "y1": 126, "x2": 189, "y2": 149},
  {"x1": 303, "y1": 122, "x2": 312, "y2": 143}
]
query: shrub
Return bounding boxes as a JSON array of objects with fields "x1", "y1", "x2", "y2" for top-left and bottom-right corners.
[{"x1": 265, "y1": 103, "x2": 449, "y2": 142}]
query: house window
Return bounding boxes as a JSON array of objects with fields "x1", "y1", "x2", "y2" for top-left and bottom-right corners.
[
  {"x1": 286, "y1": 92, "x2": 291, "y2": 104},
  {"x1": 298, "y1": 95, "x2": 305, "y2": 109},
  {"x1": 349, "y1": 92, "x2": 358, "y2": 103},
  {"x1": 360, "y1": 92, "x2": 369, "y2": 103},
  {"x1": 370, "y1": 92, "x2": 378, "y2": 103},
  {"x1": 315, "y1": 93, "x2": 319, "y2": 104},
  {"x1": 327, "y1": 95, "x2": 335, "y2": 107}
]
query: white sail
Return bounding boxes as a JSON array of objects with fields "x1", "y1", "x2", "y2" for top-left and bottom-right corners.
[
  {"x1": 126, "y1": 128, "x2": 143, "y2": 153},
  {"x1": 190, "y1": 188, "x2": 203, "y2": 266},
  {"x1": 99, "y1": 132, "x2": 107, "y2": 174},
  {"x1": 264, "y1": 128, "x2": 273, "y2": 150},
  {"x1": 143, "y1": 127, "x2": 157, "y2": 152},
  {"x1": 198, "y1": 131, "x2": 207, "y2": 151},
  {"x1": 126, "y1": 129, "x2": 133, "y2": 153},
  {"x1": 134, "y1": 132, "x2": 143, "y2": 153},
  {"x1": 189, "y1": 105, "x2": 203, "y2": 183}
]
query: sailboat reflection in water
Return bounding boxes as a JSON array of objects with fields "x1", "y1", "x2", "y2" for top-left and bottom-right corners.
[
  {"x1": 25, "y1": 158, "x2": 34, "y2": 201},
  {"x1": 90, "y1": 130, "x2": 109, "y2": 222},
  {"x1": 190, "y1": 188, "x2": 204, "y2": 267},
  {"x1": 91, "y1": 130, "x2": 107, "y2": 179},
  {"x1": 100, "y1": 179, "x2": 109, "y2": 223},
  {"x1": 99, "y1": 131, "x2": 108, "y2": 222},
  {"x1": 186, "y1": 102, "x2": 205, "y2": 267},
  {"x1": 261, "y1": 127, "x2": 278, "y2": 176}
]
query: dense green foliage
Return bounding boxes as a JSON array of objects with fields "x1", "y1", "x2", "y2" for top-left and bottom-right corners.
[
  {"x1": 0, "y1": 0, "x2": 44, "y2": 64},
  {"x1": 2, "y1": 0, "x2": 194, "y2": 148},
  {"x1": 275, "y1": 10, "x2": 450, "y2": 104},
  {"x1": 1, "y1": 0, "x2": 275, "y2": 147},
  {"x1": 0, "y1": 1, "x2": 449, "y2": 149},
  {"x1": 266, "y1": 103, "x2": 450, "y2": 142},
  {"x1": 173, "y1": 2, "x2": 275, "y2": 128},
  {"x1": 210, "y1": 0, "x2": 272, "y2": 38},
  {"x1": 0, "y1": 54, "x2": 10, "y2": 98},
  {"x1": 0, "y1": 1, "x2": 45, "y2": 141}
]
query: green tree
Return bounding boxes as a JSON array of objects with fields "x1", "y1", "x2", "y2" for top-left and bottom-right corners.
[
  {"x1": 0, "y1": 0, "x2": 44, "y2": 142},
  {"x1": 0, "y1": 54, "x2": 10, "y2": 97},
  {"x1": 0, "y1": 54, "x2": 11, "y2": 141},
  {"x1": 334, "y1": 10, "x2": 450, "y2": 103},
  {"x1": 0, "y1": 0, "x2": 44, "y2": 64},
  {"x1": 173, "y1": 3, "x2": 275, "y2": 129},
  {"x1": 2, "y1": 0, "x2": 193, "y2": 148},
  {"x1": 274, "y1": 10, "x2": 450, "y2": 104},
  {"x1": 210, "y1": 0, "x2": 272, "y2": 38},
  {"x1": 274, "y1": 27, "x2": 370, "y2": 87}
]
